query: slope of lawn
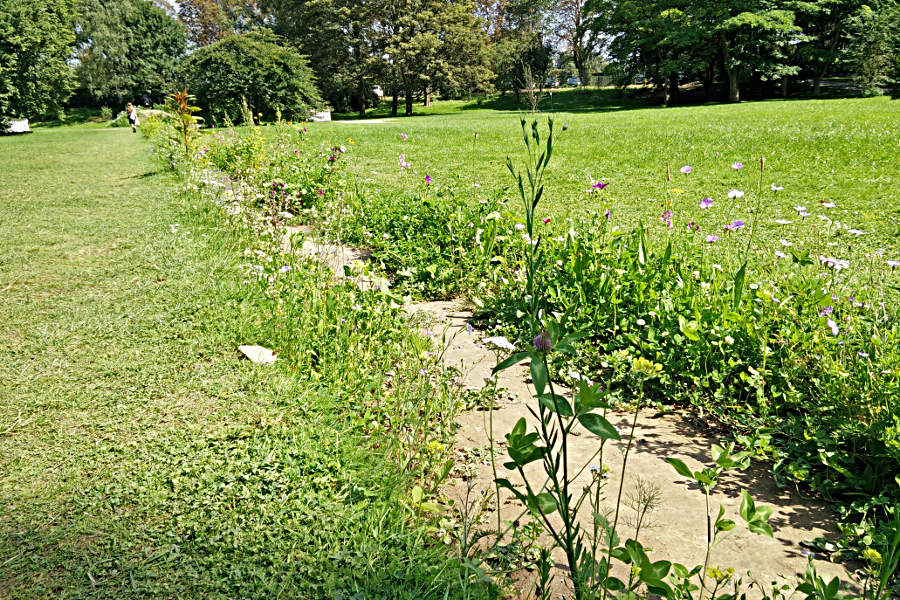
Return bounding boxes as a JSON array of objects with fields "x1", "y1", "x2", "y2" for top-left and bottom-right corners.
[
  {"x1": 0, "y1": 127, "x2": 486, "y2": 598},
  {"x1": 302, "y1": 90, "x2": 899, "y2": 251}
]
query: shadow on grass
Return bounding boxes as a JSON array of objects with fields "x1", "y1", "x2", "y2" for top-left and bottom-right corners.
[{"x1": 32, "y1": 108, "x2": 108, "y2": 128}]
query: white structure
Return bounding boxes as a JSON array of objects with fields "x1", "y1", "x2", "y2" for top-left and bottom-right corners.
[
  {"x1": 309, "y1": 109, "x2": 332, "y2": 122},
  {"x1": 4, "y1": 119, "x2": 30, "y2": 134}
]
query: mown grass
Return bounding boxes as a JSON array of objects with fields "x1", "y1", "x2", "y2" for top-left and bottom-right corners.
[
  {"x1": 301, "y1": 90, "x2": 900, "y2": 251},
  {"x1": 0, "y1": 127, "x2": 488, "y2": 598}
]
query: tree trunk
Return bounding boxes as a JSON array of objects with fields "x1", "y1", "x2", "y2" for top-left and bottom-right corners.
[
  {"x1": 423, "y1": 85, "x2": 430, "y2": 106},
  {"x1": 357, "y1": 84, "x2": 366, "y2": 118},
  {"x1": 391, "y1": 90, "x2": 399, "y2": 117},
  {"x1": 813, "y1": 72, "x2": 823, "y2": 97},
  {"x1": 727, "y1": 69, "x2": 740, "y2": 102},
  {"x1": 781, "y1": 77, "x2": 788, "y2": 98},
  {"x1": 702, "y1": 66, "x2": 714, "y2": 100},
  {"x1": 405, "y1": 89, "x2": 413, "y2": 116}
]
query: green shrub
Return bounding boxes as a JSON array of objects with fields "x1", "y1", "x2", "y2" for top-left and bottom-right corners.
[{"x1": 180, "y1": 31, "x2": 322, "y2": 125}]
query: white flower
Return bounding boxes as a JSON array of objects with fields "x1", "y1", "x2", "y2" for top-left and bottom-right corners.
[
  {"x1": 724, "y1": 335, "x2": 735, "y2": 345},
  {"x1": 848, "y1": 228, "x2": 865, "y2": 236},
  {"x1": 728, "y1": 189, "x2": 745, "y2": 199},
  {"x1": 636, "y1": 318, "x2": 646, "y2": 326},
  {"x1": 776, "y1": 219, "x2": 792, "y2": 225},
  {"x1": 770, "y1": 184, "x2": 783, "y2": 191},
  {"x1": 484, "y1": 336, "x2": 515, "y2": 351},
  {"x1": 821, "y1": 202, "x2": 836, "y2": 208},
  {"x1": 779, "y1": 239, "x2": 793, "y2": 247},
  {"x1": 515, "y1": 223, "x2": 526, "y2": 231},
  {"x1": 775, "y1": 250, "x2": 788, "y2": 259},
  {"x1": 794, "y1": 205, "x2": 807, "y2": 213}
]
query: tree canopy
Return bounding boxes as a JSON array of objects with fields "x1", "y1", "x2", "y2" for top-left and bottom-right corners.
[
  {"x1": 180, "y1": 31, "x2": 322, "y2": 123},
  {"x1": 0, "y1": 0, "x2": 76, "y2": 124}
]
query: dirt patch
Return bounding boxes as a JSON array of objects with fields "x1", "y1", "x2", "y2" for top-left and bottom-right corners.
[{"x1": 290, "y1": 232, "x2": 859, "y2": 596}]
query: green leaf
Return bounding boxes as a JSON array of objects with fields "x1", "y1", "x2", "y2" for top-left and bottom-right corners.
[
  {"x1": 579, "y1": 413, "x2": 620, "y2": 440},
  {"x1": 530, "y1": 356, "x2": 548, "y2": 395},
  {"x1": 733, "y1": 261, "x2": 747, "y2": 309},
  {"x1": 666, "y1": 458, "x2": 694, "y2": 480},
  {"x1": 528, "y1": 492, "x2": 557, "y2": 515},
  {"x1": 716, "y1": 519, "x2": 736, "y2": 532},
  {"x1": 538, "y1": 393, "x2": 573, "y2": 416},
  {"x1": 493, "y1": 351, "x2": 529, "y2": 374}
]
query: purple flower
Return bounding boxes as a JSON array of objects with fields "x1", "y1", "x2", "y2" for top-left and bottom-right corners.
[
  {"x1": 419, "y1": 367, "x2": 428, "y2": 376},
  {"x1": 424, "y1": 174, "x2": 431, "y2": 183},
  {"x1": 592, "y1": 180, "x2": 609, "y2": 190},
  {"x1": 888, "y1": 260, "x2": 900, "y2": 269},
  {"x1": 705, "y1": 235, "x2": 718, "y2": 243},
  {"x1": 723, "y1": 220, "x2": 745, "y2": 231},
  {"x1": 859, "y1": 352, "x2": 869, "y2": 358},
  {"x1": 680, "y1": 165, "x2": 692, "y2": 174},
  {"x1": 660, "y1": 210, "x2": 673, "y2": 228},
  {"x1": 728, "y1": 189, "x2": 744, "y2": 199},
  {"x1": 686, "y1": 221, "x2": 700, "y2": 232},
  {"x1": 699, "y1": 197, "x2": 713, "y2": 210},
  {"x1": 732, "y1": 162, "x2": 743, "y2": 170},
  {"x1": 605, "y1": 208, "x2": 611, "y2": 220},
  {"x1": 401, "y1": 132, "x2": 408, "y2": 141},
  {"x1": 317, "y1": 188, "x2": 324, "y2": 195},
  {"x1": 826, "y1": 318, "x2": 839, "y2": 336},
  {"x1": 820, "y1": 305, "x2": 833, "y2": 317},
  {"x1": 466, "y1": 322, "x2": 474, "y2": 334},
  {"x1": 533, "y1": 331, "x2": 552, "y2": 352}
]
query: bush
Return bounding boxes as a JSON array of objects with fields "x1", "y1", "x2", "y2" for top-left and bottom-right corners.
[{"x1": 180, "y1": 31, "x2": 322, "y2": 125}]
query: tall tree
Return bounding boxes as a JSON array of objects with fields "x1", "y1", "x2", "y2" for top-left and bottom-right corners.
[
  {"x1": 555, "y1": 0, "x2": 602, "y2": 85},
  {"x1": 74, "y1": 0, "x2": 187, "y2": 103},
  {"x1": 0, "y1": 0, "x2": 76, "y2": 125},
  {"x1": 178, "y1": 0, "x2": 262, "y2": 47}
]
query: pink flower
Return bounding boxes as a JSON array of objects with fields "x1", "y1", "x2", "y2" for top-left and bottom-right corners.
[
  {"x1": 732, "y1": 162, "x2": 743, "y2": 170},
  {"x1": 398, "y1": 154, "x2": 411, "y2": 170},
  {"x1": 680, "y1": 165, "x2": 692, "y2": 174},
  {"x1": 705, "y1": 235, "x2": 718, "y2": 243},
  {"x1": 424, "y1": 174, "x2": 431, "y2": 183},
  {"x1": 400, "y1": 132, "x2": 408, "y2": 141}
]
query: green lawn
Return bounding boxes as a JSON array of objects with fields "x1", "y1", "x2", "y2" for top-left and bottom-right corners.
[
  {"x1": 0, "y1": 127, "x2": 481, "y2": 598},
  {"x1": 301, "y1": 90, "x2": 900, "y2": 250}
]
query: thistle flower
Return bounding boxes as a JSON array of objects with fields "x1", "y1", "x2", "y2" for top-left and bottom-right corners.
[{"x1": 532, "y1": 331, "x2": 552, "y2": 352}]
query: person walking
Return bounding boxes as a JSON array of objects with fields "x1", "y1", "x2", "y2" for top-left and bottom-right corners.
[{"x1": 126, "y1": 102, "x2": 139, "y2": 133}]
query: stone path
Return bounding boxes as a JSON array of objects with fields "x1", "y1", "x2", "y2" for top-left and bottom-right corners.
[{"x1": 284, "y1": 229, "x2": 859, "y2": 597}]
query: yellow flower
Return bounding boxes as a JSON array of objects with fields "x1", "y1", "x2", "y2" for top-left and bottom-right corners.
[
  {"x1": 348, "y1": 138, "x2": 355, "y2": 144},
  {"x1": 862, "y1": 548, "x2": 882, "y2": 565},
  {"x1": 631, "y1": 356, "x2": 663, "y2": 378}
]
